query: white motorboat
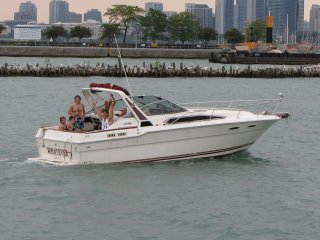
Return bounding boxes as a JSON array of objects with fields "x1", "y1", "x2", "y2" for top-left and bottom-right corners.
[{"x1": 29, "y1": 83, "x2": 289, "y2": 165}]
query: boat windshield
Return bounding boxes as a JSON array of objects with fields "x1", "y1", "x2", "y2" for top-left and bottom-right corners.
[
  {"x1": 83, "y1": 90, "x2": 187, "y2": 116},
  {"x1": 132, "y1": 96, "x2": 187, "y2": 116}
]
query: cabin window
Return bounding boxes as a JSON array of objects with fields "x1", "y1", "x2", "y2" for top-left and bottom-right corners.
[{"x1": 166, "y1": 115, "x2": 225, "y2": 124}]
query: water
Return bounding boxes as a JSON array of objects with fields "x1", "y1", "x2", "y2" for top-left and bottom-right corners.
[{"x1": 1, "y1": 57, "x2": 320, "y2": 240}]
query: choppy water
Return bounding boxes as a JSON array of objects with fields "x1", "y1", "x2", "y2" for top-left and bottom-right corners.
[{"x1": 0, "y1": 57, "x2": 320, "y2": 240}]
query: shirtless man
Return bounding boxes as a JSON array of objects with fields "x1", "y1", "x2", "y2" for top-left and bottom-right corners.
[
  {"x1": 68, "y1": 95, "x2": 85, "y2": 129},
  {"x1": 58, "y1": 116, "x2": 67, "y2": 131}
]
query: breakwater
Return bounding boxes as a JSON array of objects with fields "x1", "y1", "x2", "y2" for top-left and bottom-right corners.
[{"x1": 1, "y1": 62, "x2": 320, "y2": 78}]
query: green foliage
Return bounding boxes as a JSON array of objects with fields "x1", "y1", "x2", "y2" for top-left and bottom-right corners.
[
  {"x1": 138, "y1": 9, "x2": 168, "y2": 41},
  {"x1": 101, "y1": 22, "x2": 120, "y2": 42},
  {"x1": 224, "y1": 28, "x2": 244, "y2": 44},
  {"x1": 246, "y1": 20, "x2": 266, "y2": 42},
  {"x1": 198, "y1": 28, "x2": 217, "y2": 46},
  {"x1": 167, "y1": 12, "x2": 200, "y2": 44},
  {"x1": 104, "y1": 5, "x2": 144, "y2": 43},
  {"x1": 70, "y1": 26, "x2": 92, "y2": 41},
  {"x1": 151, "y1": 60, "x2": 164, "y2": 69},
  {"x1": 0, "y1": 24, "x2": 6, "y2": 34},
  {"x1": 43, "y1": 25, "x2": 67, "y2": 41}
]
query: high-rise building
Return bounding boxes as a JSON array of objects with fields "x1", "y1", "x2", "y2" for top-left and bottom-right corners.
[
  {"x1": 145, "y1": 2, "x2": 163, "y2": 15},
  {"x1": 265, "y1": 0, "x2": 303, "y2": 41},
  {"x1": 14, "y1": 1, "x2": 37, "y2": 22},
  {"x1": 297, "y1": 0, "x2": 305, "y2": 33},
  {"x1": 310, "y1": 5, "x2": 320, "y2": 33},
  {"x1": 185, "y1": 3, "x2": 214, "y2": 29},
  {"x1": 49, "y1": 0, "x2": 82, "y2": 24},
  {"x1": 215, "y1": 0, "x2": 234, "y2": 34},
  {"x1": 236, "y1": 0, "x2": 256, "y2": 32},
  {"x1": 84, "y1": 9, "x2": 102, "y2": 23},
  {"x1": 68, "y1": 12, "x2": 82, "y2": 23},
  {"x1": 225, "y1": 0, "x2": 234, "y2": 32},
  {"x1": 49, "y1": 0, "x2": 69, "y2": 24},
  {"x1": 256, "y1": 0, "x2": 266, "y2": 21}
]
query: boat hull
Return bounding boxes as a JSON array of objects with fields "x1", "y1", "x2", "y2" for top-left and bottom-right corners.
[{"x1": 30, "y1": 118, "x2": 278, "y2": 165}]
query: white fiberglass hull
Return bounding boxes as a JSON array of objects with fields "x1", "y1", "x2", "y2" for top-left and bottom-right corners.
[{"x1": 30, "y1": 117, "x2": 278, "y2": 165}]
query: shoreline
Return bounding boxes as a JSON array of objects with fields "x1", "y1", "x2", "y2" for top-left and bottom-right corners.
[{"x1": 0, "y1": 46, "x2": 216, "y2": 59}]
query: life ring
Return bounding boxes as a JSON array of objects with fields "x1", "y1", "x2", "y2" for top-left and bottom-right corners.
[{"x1": 90, "y1": 83, "x2": 130, "y2": 96}]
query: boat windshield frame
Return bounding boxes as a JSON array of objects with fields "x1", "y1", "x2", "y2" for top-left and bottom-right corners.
[
  {"x1": 132, "y1": 96, "x2": 187, "y2": 116},
  {"x1": 82, "y1": 88, "x2": 187, "y2": 117}
]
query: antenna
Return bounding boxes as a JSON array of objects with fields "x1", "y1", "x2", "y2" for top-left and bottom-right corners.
[{"x1": 114, "y1": 34, "x2": 133, "y2": 98}]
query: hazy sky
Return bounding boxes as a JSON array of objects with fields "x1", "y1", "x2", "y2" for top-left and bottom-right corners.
[{"x1": 1, "y1": 0, "x2": 320, "y2": 23}]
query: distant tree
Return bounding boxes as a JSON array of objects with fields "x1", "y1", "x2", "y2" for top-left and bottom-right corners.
[
  {"x1": 167, "y1": 12, "x2": 200, "y2": 44},
  {"x1": 70, "y1": 26, "x2": 92, "y2": 42},
  {"x1": 246, "y1": 20, "x2": 266, "y2": 42},
  {"x1": 104, "y1": 5, "x2": 144, "y2": 43},
  {"x1": 0, "y1": 24, "x2": 6, "y2": 34},
  {"x1": 138, "y1": 9, "x2": 167, "y2": 41},
  {"x1": 198, "y1": 28, "x2": 218, "y2": 46},
  {"x1": 224, "y1": 28, "x2": 244, "y2": 44},
  {"x1": 43, "y1": 25, "x2": 67, "y2": 41},
  {"x1": 100, "y1": 22, "x2": 120, "y2": 43}
]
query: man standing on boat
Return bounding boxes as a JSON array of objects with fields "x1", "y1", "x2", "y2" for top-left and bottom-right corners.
[{"x1": 68, "y1": 95, "x2": 85, "y2": 129}]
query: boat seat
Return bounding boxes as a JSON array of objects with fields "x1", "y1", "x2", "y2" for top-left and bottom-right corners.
[{"x1": 83, "y1": 116, "x2": 101, "y2": 131}]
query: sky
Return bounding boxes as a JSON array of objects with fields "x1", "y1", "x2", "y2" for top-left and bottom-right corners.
[{"x1": 0, "y1": 0, "x2": 320, "y2": 23}]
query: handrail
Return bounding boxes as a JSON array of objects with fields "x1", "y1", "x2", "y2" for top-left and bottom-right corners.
[
  {"x1": 180, "y1": 98, "x2": 281, "y2": 107},
  {"x1": 180, "y1": 95, "x2": 284, "y2": 118}
]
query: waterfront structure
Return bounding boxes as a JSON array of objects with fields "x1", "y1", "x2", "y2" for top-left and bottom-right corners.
[
  {"x1": 185, "y1": 3, "x2": 214, "y2": 29},
  {"x1": 2, "y1": 20, "x2": 29, "y2": 38},
  {"x1": 310, "y1": 5, "x2": 320, "y2": 33},
  {"x1": 145, "y1": 2, "x2": 163, "y2": 14},
  {"x1": 14, "y1": 1, "x2": 37, "y2": 22},
  {"x1": 215, "y1": 0, "x2": 234, "y2": 35},
  {"x1": 236, "y1": 0, "x2": 256, "y2": 33},
  {"x1": 54, "y1": 22, "x2": 102, "y2": 40},
  {"x1": 14, "y1": 25, "x2": 41, "y2": 40},
  {"x1": 84, "y1": 9, "x2": 102, "y2": 23}
]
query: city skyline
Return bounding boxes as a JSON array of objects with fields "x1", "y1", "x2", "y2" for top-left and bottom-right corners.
[{"x1": 1, "y1": 0, "x2": 320, "y2": 23}]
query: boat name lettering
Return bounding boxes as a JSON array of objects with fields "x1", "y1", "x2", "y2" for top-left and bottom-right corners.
[
  {"x1": 47, "y1": 147, "x2": 70, "y2": 157},
  {"x1": 118, "y1": 132, "x2": 127, "y2": 136},
  {"x1": 107, "y1": 133, "x2": 116, "y2": 137}
]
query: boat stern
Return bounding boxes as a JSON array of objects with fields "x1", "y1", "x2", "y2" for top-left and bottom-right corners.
[{"x1": 30, "y1": 127, "x2": 79, "y2": 165}]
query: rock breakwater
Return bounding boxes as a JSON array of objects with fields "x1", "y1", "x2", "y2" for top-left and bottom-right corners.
[{"x1": 1, "y1": 62, "x2": 320, "y2": 78}]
